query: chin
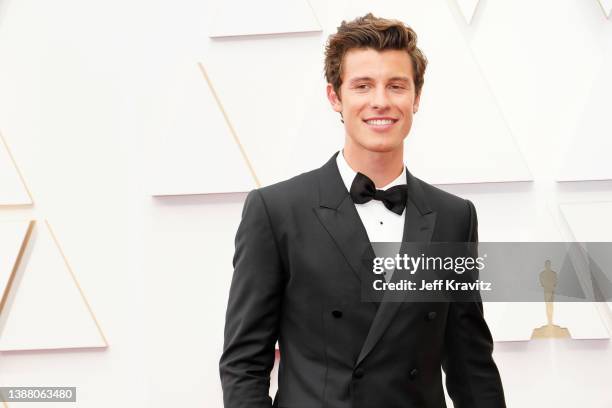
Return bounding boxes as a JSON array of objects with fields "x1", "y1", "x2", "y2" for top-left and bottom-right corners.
[
  {"x1": 346, "y1": 127, "x2": 406, "y2": 153},
  {"x1": 360, "y1": 138, "x2": 403, "y2": 153}
]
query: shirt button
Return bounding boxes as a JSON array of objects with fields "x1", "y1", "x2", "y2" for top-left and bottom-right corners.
[
  {"x1": 332, "y1": 310, "x2": 343, "y2": 318},
  {"x1": 426, "y1": 311, "x2": 437, "y2": 321},
  {"x1": 409, "y1": 368, "x2": 419, "y2": 379},
  {"x1": 353, "y1": 368, "x2": 364, "y2": 379}
]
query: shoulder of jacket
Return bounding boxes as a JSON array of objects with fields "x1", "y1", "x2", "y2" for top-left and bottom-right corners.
[
  {"x1": 250, "y1": 168, "x2": 318, "y2": 207},
  {"x1": 413, "y1": 175, "x2": 471, "y2": 214}
]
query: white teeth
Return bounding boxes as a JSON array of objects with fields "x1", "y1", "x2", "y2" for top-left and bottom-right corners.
[{"x1": 366, "y1": 119, "x2": 395, "y2": 125}]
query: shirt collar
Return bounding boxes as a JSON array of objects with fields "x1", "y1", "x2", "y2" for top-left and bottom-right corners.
[{"x1": 336, "y1": 149, "x2": 407, "y2": 193}]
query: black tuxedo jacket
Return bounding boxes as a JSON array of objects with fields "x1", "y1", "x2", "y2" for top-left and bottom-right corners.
[{"x1": 220, "y1": 151, "x2": 506, "y2": 408}]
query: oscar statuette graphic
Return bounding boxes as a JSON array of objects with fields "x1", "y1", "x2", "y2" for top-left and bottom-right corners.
[{"x1": 531, "y1": 260, "x2": 572, "y2": 339}]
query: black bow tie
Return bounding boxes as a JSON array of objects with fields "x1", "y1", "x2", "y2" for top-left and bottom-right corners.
[{"x1": 349, "y1": 172, "x2": 408, "y2": 215}]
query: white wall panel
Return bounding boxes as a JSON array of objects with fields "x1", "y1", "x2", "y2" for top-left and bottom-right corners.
[
  {"x1": 558, "y1": 45, "x2": 612, "y2": 181},
  {"x1": 308, "y1": 0, "x2": 352, "y2": 33},
  {"x1": 208, "y1": 0, "x2": 321, "y2": 38},
  {"x1": 0, "y1": 221, "x2": 106, "y2": 351},
  {"x1": 470, "y1": 0, "x2": 604, "y2": 182},
  {"x1": 204, "y1": 34, "x2": 324, "y2": 186},
  {"x1": 561, "y1": 201, "x2": 612, "y2": 242},
  {"x1": 151, "y1": 62, "x2": 256, "y2": 196},
  {"x1": 455, "y1": 0, "x2": 480, "y2": 24}
]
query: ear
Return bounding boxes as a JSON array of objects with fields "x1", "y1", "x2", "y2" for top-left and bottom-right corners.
[
  {"x1": 413, "y1": 91, "x2": 421, "y2": 114},
  {"x1": 326, "y1": 83, "x2": 342, "y2": 113}
]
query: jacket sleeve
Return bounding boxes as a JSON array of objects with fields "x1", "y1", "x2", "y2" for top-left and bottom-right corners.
[
  {"x1": 219, "y1": 189, "x2": 285, "y2": 408},
  {"x1": 441, "y1": 199, "x2": 506, "y2": 408}
]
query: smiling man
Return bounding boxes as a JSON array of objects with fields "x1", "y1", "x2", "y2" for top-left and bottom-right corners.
[{"x1": 220, "y1": 13, "x2": 506, "y2": 408}]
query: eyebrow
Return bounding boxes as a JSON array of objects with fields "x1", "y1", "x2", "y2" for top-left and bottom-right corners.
[{"x1": 348, "y1": 76, "x2": 412, "y2": 85}]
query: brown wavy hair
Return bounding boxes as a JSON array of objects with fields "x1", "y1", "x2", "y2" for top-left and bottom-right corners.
[{"x1": 324, "y1": 13, "x2": 428, "y2": 99}]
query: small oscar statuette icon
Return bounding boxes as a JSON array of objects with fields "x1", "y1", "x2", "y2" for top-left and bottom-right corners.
[{"x1": 531, "y1": 260, "x2": 571, "y2": 339}]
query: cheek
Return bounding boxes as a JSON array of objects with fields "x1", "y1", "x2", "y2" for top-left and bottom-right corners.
[
  {"x1": 344, "y1": 95, "x2": 369, "y2": 111},
  {"x1": 345, "y1": 104, "x2": 364, "y2": 120},
  {"x1": 399, "y1": 96, "x2": 416, "y2": 111}
]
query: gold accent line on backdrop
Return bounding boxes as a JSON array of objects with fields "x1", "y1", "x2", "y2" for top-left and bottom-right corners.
[
  {"x1": 305, "y1": 0, "x2": 323, "y2": 31},
  {"x1": 197, "y1": 62, "x2": 261, "y2": 188},
  {"x1": 45, "y1": 220, "x2": 108, "y2": 347},
  {"x1": 0, "y1": 131, "x2": 34, "y2": 206},
  {"x1": 596, "y1": 0, "x2": 612, "y2": 18},
  {"x1": 0, "y1": 220, "x2": 35, "y2": 318}
]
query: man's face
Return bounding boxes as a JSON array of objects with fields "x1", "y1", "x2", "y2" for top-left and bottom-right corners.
[{"x1": 327, "y1": 48, "x2": 421, "y2": 154}]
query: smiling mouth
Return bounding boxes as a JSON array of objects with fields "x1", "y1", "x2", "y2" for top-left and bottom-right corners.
[{"x1": 363, "y1": 118, "x2": 398, "y2": 127}]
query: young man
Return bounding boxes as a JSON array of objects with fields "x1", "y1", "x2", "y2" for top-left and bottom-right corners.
[{"x1": 220, "y1": 13, "x2": 506, "y2": 408}]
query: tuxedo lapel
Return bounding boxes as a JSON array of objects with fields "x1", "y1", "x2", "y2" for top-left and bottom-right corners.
[
  {"x1": 313, "y1": 151, "x2": 375, "y2": 285},
  {"x1": 355, "y1": 167, "x2": 437, "y2": 367}
]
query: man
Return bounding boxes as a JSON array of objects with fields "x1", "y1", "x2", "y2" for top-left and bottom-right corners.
[{"x1": 220, "y1": 13, "x2": 506, "y2": 408}]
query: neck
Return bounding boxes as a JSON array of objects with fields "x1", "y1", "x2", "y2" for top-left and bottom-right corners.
[{"x1": 342, "y1": 139, "x2": 405, "y2": 188}]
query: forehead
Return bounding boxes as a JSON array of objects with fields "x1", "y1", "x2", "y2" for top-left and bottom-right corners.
[{"x1": 341, "y1": 48, "x2": 414, "y2": 82}]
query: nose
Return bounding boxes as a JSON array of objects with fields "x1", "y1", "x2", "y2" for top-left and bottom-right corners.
[{"x1": 369, "y1": 85, "x2": 390, "y2": 110}]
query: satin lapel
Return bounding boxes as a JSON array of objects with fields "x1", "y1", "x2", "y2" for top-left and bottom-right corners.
[
  {"x1": 314, "y1": 198, "x2": 376, "y2": 285},
  {"x1": 313, "y1": 151, "x2": 374, "y2": 285},
  {"x1": 355, "y1": 168, "x2": 437, "y2": 367}
]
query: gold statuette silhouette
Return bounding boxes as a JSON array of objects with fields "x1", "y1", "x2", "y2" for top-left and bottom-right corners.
[{"x1": 531, "y1": 260, "x2": 571, "y2": 339}]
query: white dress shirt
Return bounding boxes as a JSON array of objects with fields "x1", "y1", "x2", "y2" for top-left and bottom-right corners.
[{"x1": 336, "y1": 149, "x2": 406, "y2": 244}]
